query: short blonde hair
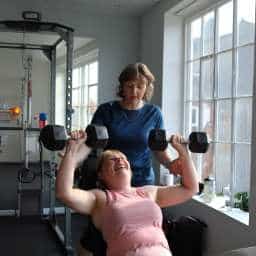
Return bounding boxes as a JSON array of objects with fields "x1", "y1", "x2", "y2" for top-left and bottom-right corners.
[
  {"x1": 96, "y1": 149, "x2": 125, "y2": 174},
  {"x1": 96, "y1": 149, "x2": 126, "y2": 189},
  {"x1": 117, "y1": 63, "x2": 155, "y2": 102}
]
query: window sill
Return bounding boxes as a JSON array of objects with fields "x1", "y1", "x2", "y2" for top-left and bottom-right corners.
[{"x1": 193, "y1": 195, "x2": 249, "y2": 226}]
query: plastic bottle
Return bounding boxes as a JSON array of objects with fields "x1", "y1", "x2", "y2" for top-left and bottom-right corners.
[
  {"x1": 39, "y1": 112, "x2": 47, "y2": 128},
  {"x1": 203, "y1": 176, "x2": 215, "y2": 203}
]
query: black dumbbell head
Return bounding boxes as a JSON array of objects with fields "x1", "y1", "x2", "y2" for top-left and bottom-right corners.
[
  {"x1": 39, "y1": 125, "x2": 67, "y2": 151},
  {"x1": 148, "y1": 129, "x2": 168, "y2": 151},
  {"x1": 85, "y1": 125, "x2": 109, "y2": 149},
  {"x1": 189, "y1": 132, "x2": 209, "y2": 153}
]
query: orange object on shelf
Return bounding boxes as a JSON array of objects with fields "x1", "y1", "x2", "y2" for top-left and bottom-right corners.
[
  {"x1": 0, "y1": 106, "x2": 22, "y2": 121},
  {"x1": 9, "y1": 106, "x2": 22, "y2": 116}
]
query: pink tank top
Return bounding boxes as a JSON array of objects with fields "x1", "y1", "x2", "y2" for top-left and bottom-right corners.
[{"x1": 101, "y1": 188, "x2": 170, "y2": 256}]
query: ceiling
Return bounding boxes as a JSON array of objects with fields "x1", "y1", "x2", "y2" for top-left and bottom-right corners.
[
  {"x1": 59, "y1": 0, "x2": 163, "y2": 17},
  {"x1": 0, "y1": 0, "x2": 168, "y2": 57},
  {"x1": 0, "y1": 0, "x2": 167, "y2": 55}
]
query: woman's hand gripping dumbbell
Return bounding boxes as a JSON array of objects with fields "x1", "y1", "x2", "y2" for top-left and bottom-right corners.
[
  {"x1": 39, "y1": 124, "x2": 109, "y2": 166},
  {"x1": 39, "y1": 124, "x2": 109, "y2": 151},
  {"x1": 148, "y1": 129, "x2": 209, "y2": 153}
]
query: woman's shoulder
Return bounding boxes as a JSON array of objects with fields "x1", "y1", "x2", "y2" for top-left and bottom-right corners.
[
  {"x1": 91, "y1": 189, "x2": 108, "y2": 206},
  {"x1": 98, "y1": 101, "x2": 119, "y2": 110},
  {"x1": 143, "y1": 103, "x2": 162, "y2": 114}
]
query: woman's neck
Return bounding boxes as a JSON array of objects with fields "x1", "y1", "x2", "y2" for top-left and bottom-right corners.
[
  {"x1": 120, "y1": 99, "x2": 144, "y2": 110},
  {"x1": 109, "y1": 183, "x2": 133, "y2": 192}
]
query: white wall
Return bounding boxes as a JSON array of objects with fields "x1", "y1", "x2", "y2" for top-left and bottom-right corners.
[{"x1": 141, "y1": 0, "x2": 256, "y2": 255}]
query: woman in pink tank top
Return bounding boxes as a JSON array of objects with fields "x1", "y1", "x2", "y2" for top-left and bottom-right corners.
[{"x1": 56, "y1": 130, "x2": 199, "y2": 256}]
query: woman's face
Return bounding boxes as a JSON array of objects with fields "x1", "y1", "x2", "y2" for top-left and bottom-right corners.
[
  {"x1": 122, "y1": 74, "x2": 147, "y2": 103},
  {"x1": 99, "y1": 152, "x2": 132, "y2": 189}
]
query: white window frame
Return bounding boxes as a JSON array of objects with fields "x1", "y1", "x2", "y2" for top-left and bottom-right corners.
[
  {"x1": 72, "y1": 49, "x2": 99, "y2": 129},
  {"x1": 184, "y1": 0, "x2": 255, "y2": 219},
  {"x1": 72, "y1": 58, "x2": 99, "y2": 130}
]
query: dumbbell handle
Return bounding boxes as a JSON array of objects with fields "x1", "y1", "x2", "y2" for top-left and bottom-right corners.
[
  {"x1": 181, "y1": 132, "x2": 210, "y2": 153},
  {"x1": 169, "y1": 135, "x2": 188, "y2": 145}
]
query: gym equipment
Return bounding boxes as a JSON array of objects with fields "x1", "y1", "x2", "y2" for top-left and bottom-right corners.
[
  {"x1": 0, "y1": 106, "x2": 22, "y2": 121},
  {"x1": 148, "y1": 129, "x2": 209, "y2": 153},
  {"x1": 39, "y1": 124, "x2": 109, "y2": 151},
  {"x1": 0, "y1": 14, "x2": 75, "y2": 255}
]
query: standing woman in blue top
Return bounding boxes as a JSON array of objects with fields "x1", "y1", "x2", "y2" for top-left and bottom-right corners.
[{"x1": 91, "y1": 62, "x2": 179, "y2": 186}]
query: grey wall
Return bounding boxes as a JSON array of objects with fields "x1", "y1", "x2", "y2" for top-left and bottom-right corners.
[
  {"x1": 0, "y1": 0, "x2": 140, "y2": 103},
  {"x1": 141, "y1": 0, "x2": 256, "y2": 255}
]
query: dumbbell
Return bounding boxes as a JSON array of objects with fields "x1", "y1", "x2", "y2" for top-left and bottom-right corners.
[
  {"x1": 148, "y1": 129, "x2": 209, "y2": 153},
  {"x1": 39, "y1": 124, "x2": 109, "y2": 151}
]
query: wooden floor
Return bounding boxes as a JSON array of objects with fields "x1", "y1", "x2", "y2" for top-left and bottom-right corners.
[{"x1": 0, "y1": 214, "x2": 88, "y2": 256}]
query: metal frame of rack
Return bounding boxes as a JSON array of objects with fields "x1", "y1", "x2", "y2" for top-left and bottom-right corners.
[{"x1": 0, "y1": 18, "x2": 74, "y2": 255}]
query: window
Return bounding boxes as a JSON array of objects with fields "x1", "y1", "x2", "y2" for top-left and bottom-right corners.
[
  {"x1": 185, "y1": 0, "x2": 255, "y2": 211},
  {"x1": 72, "y1": 60, "x2": 98, "y2": 130}
]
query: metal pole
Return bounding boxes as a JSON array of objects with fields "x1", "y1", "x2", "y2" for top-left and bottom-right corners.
[
  {"x1": 48, "y1": 48, "x2": 57, "y2": 220},
  {"x1": 64, "y1": 29, "x2": 74, "y2": 254}
]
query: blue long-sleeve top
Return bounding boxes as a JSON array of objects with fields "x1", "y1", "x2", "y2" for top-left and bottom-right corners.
[{"x1": 91, "y1": 101, "x2": 164, "y2": 186}]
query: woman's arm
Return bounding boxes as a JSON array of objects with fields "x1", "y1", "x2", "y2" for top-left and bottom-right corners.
[
  {"x1": 148, "y1": 134, "x2": 199, "y2": 208},
  {"x1": 154, "y1": 150, "x2": 182, "y2": 175},
  {"x1": 56, "y1": 131, "x2": 97, "y2": 215}
]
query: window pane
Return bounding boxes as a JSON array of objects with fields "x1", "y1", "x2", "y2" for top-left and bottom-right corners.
[
  {"x1": 215, "y1": 143, "x2": 231, "y2": 193},
  {"x1": 217, "y1": 1, "x2": 233, "y2": 52},
  {"x1": 201, "y1": 144, "x2": 214, "y2": 180},
  {"x1": 201, "y1": 101, "x2": 214, "y2": 181},
  {"x1": 234, "y1": 98, "x2": 252, "y2": 143},
  {"x1": 236, "y1": 45, "x2": 254, "y2": 96},
  {"x1": 72, "y1": 68, "x2": 80, "y2": 88},
  {"x1": 187, "y1": 61, "x2": 200, "y2": 100},
  {"x1": 192, "y1": 154, "x2": 202, "y2": 179},
  {"x1": 217, "y1": 51, "x2": 233, "y2": 98},
  {"x1": 237, "y1": 0, "x2": 255, "y2": 46},
  {"x1": 189, "y1": 18, "x2": 202, "y2": 60},
  {"x1": 82, "y1": 85, "x2": 88, "y2": 106},
  {"x1": 185, "y1": 101, "x2": 199, "y2": 137},
  {"x1": 201, "y1": 57, "x2": 214, "y2": 99},
  {"x1": 216, "y1": 100, "x2": 232, "y2": 142},
  {"x1": 80, "y1": 106, "x2": 88, "y2": 128},
  {"x1": 55, "y1": 73, "x2": 65, "y2": 126},
  {"x1": 88, "y1": 61, "x2": 98, "y2": 85},
  {"x1": 88, "y1": 85, "x2": 98, "y2": 122},
  {"x1": 202, "y1": 101, "x2": 214, "y2": 138},
  {"x1": 88, "y1": 85, "x2": 98, "y2": 107},
  {"x1": 72, "y1": 88, "x2": 80, "y2": 106},
  {"x1": 72, "y1": 106, "x2": 80, "y2": 130},
  {"x1": 234, "y1": 144, "x2": 251, "y2": 194},
  {"x1": 203, "y1": 11, "x2": 215, "y2": 56}
]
